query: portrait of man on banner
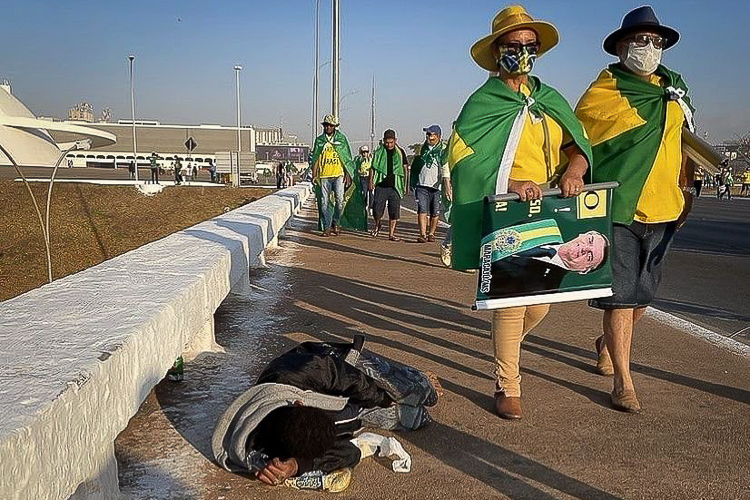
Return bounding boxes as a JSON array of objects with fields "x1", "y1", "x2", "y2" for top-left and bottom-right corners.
[{"x1": 475, "y1": 184, "x2": 617, "y2": 310}]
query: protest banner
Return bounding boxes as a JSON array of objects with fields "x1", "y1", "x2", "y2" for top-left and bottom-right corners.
[{"x1": 475, "y1": 182, "x2": 619, "y2": 310}]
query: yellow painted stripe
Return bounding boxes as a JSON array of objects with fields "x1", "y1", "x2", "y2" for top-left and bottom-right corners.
[{"x1": 520, "y1": 227, "x2": 561, "y2": 241}]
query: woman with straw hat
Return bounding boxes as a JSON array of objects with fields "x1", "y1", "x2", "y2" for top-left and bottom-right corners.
[{"x1": 447, "y1": 6, "x2": 593, "y2": 419}]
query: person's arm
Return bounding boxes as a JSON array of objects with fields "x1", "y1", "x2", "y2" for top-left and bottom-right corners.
[
  {"x1": 299, "y1": 439, "x2": 362, "y2": 475},
  {"x1": 257, "y1": 354, "x2": 392, "y2": 408},
  {"x1": 558, "y1": 143, "x2": 589, "y2": 197},
  {"x1": 441, "y1": 160, "x2": 452, "y2": 200}
]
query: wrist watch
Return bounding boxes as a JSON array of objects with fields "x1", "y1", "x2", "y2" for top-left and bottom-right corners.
[{"x1": 681, "y1": 186, "x2": 697, "y2": 195}]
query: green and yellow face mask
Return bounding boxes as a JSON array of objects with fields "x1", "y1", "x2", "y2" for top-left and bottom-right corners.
[{"x1": 497, "y1": 45, "x2": 537, "y2": 75}]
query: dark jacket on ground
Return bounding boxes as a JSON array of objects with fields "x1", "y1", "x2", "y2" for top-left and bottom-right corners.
[{"x1": 214, "y1": 342, "x2": 392, "y2": 476}]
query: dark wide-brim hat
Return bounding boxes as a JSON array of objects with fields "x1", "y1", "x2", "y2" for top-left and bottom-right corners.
[
  {"x1": 603, "y1": 6, "x2": 679, "y2": 55},
  {"x1": 470, "y1": 5, "x2": 559, "y2": 72}
]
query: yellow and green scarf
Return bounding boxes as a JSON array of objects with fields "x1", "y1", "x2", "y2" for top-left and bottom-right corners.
[
  {"x1": 576, "y1": 64, "x2": 694, "y2": 225},
  {"x1": 448, "y1": 76, "x2": 592, "y2": 270}
]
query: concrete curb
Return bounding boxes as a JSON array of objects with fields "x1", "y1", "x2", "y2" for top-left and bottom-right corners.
[{"x1": 646, "y1": 307, "x2": 750, "y2": 358}]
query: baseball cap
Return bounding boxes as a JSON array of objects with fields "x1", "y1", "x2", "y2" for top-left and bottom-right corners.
[{"x1": 423, "y1": 125, "x2": 442, "y2": 136}]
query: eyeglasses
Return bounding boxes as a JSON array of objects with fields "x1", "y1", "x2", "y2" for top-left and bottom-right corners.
[
  {"x1": 499, "y1": 41, "x2": 540, "y2": 54},
  {"x1": 627, "y1": 34, "x2": 666, "y2": 49},
  {"x1": 426, "y1": 132, "x2": 437, "y2": 137}
]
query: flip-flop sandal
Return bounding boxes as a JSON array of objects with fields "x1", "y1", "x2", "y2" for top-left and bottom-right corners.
[
  {"x1": 389, "y1": 236, "x2": 401, "y2": 242},
  {"x1": 427, "y1": 234, "x2": 436, "y2": 242}
]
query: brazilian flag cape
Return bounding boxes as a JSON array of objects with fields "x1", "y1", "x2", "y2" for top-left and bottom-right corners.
[
  {"x1": 309, "y1": 130, "x2": 367, "y2": 231},
  {"x1": 409, "y1": 140, "x2": 447, "y2": 189},
  {"x1": 576, "y1": 64, "x2": 694, "y2": 225},
  {"x1": 448, "y1": 76, "x2": 592, "y2": 270},
  {"x1": 371, "y1": 145, "x2": 406, "y2": 197}
]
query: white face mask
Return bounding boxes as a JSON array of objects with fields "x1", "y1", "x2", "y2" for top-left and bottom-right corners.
[{"x1": 623, "y1": 42, "x2": 662, "y2": 76}]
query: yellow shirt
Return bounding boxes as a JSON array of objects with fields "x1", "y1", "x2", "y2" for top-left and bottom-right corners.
[
  {"x1": 743, "y1": 172, "x2": 750, "y2": 183},
  {"x1": 319, "y1": 141, "x2": 344, "y2": 178},
  {"x1": 633, "y1": 74, "x2": 686, "y2": 223},
  {"x1": 510, "y1": 84, "x2": 570, "y2": 184}
]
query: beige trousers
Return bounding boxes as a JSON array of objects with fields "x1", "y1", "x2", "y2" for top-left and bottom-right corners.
[{"x1": 492, "y1": 304, "x2": 550, "y2": 397}]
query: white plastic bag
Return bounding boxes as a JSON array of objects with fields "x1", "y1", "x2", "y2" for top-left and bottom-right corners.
[{"x1": 351, "y1": 432, "x2": 412, "y2": 473}]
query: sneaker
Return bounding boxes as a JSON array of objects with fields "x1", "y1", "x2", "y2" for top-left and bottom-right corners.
[
  {"x1": 440, "y1": 244, "x2": 452, "y2": 267},
  {"x1": 285, "y1": 469, "x2": 352, "y2": 493}
]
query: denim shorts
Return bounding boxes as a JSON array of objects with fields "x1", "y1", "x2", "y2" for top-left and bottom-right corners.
[
  {"x1": 373, "y1": 186, "x2": 401, "y2": 220},
  {"x1": 590, "y1": 220, "x2": 677, "y2": 309},
  {"x1": 415, "y1": 186, "x2": 440, "y2": 216}
]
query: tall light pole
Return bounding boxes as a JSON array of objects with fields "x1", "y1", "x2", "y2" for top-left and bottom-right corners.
[
  {"x1": 370, "y1": 74, "x2": 376, "y2": 152},
  {"x1": 332, "y1": 0, "x2": 340, "y2": 120},
  {"x1": 312, "y1": 0, "x2": 320, "y2": 146},
  {"x1": 234, "y1": 65, "x2": 242, "y2": 186},
  {"x1": 128, "y1": 55, "x2": 138, "y2": 181}
]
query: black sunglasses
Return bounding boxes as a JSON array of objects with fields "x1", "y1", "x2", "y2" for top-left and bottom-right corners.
[
  {"x1": 626, "y1": 34, "x2": 666, "y2": 49},
  {"x1": 499, "y1": 41, "x2": 541, "y2": 54}
]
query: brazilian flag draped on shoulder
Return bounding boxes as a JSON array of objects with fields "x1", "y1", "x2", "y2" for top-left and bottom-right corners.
[
  {"x1": 576, "y1": 64, "x2": 695, "y2": 225},
  {"x1": 409, "y1": 140, "x2": 447, "y2": 189},
  {"x1": 371, "y1": 145, "x2": 406, "y2": 197},
  {"x1": 448, "y1": 76, "x2": 592, "y2": 270},
  {"x1": 309, "y1": 130, "x2": 367, "y2": 231}
]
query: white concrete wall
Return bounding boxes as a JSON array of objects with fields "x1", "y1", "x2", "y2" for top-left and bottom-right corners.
[{"x1": 0, "y1": 183, "x2": 311, "y2": 500}]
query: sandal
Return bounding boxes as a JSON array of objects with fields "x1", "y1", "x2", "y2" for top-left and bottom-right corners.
[
  {"x1": 416, "y1": 236, "x2": 427, "y2": 243},
  {"x1": 370, "y1": 225, "x2": 381, "y2": 238},
  {"x1": 389, "y1": 235, "x2": 401, "y2": 242},
  {"x1": 427, "y1": 234, "x2": 436, "y2": 242}
]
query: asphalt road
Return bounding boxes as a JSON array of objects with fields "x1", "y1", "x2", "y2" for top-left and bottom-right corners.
[
  {"x1": 658, "y1": 195, "x2": 750, "y2": 344},
  {"x1": 401, "y1": 190, "x2": 750, "y2": 345}
]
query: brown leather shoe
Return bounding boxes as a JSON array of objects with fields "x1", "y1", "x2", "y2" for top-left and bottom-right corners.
[
  {"x1": 332, "y1": 224, "x2": 341, "y2": 235},
  {"x1": 595, "y1": 335, "x2": 614, "y2": 376},
  {"x1": 494, "y1": 392, "x2": 523, "y2": 420},
  {"x1": 611, "y1": 388, "x2": 641, "y2": 413}
]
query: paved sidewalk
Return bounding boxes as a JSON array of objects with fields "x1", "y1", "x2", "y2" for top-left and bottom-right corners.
[{"x1": 116, "y1": 200, "x2": 750, "y2": 500}]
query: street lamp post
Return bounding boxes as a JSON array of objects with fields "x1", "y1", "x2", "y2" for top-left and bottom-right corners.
[
  {"x1": 332, "y1": 0, "x2": 340, "y2": 120},
  {"x1": 128, "y1": 55, "x2": 138, "y2": 182},
  {"x1": 234, "y1": 65, "x2": 242, "y2": 187},
  {"x1": 312, "y1": 0, "x2": 320, "y2": 146}
]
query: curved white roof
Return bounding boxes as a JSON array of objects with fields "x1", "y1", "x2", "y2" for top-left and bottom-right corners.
[{"x1": 0, "y1": 87, "x2": 115, "y2": 167}]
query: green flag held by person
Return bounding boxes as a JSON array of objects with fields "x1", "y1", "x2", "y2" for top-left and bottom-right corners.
[{"x1": 309, "y1": 115, "x2": 367, "y2": 234}]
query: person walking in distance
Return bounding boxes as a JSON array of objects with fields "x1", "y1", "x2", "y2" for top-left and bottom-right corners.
[
  {"x1": 149, "y1": 152, "x2": 160, "y2": 185},
  {"x1": 410, "y1": 125, "x2": 448, "y2": 243},
  {"x1": 310, "y1": 115, "x2": 357, "y2": 236},
  {"x1": 354, "y1": 145, "x2": 373, "y2": 214},
  {"x1": 370, "y1": 129, "x2": 409, "y2": 241}
]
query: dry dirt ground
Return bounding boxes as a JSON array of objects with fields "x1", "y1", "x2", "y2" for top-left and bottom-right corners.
[{"x1": 0, "y1": 180, "x2": 272, "y2": 301}]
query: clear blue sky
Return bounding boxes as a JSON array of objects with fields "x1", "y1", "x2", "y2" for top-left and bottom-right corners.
[{"x1": 3, "y1": 0, "x2": 748, "y2": 147}]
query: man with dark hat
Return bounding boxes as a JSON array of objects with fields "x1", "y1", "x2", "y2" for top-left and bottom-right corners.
[
  {"x1": 448, "y1": 6, "x2": 592, "y2": 420},
  {"x1": 370, "y1": 129, "x2": 409, "y2": 241},
  {"x1": 309, "y1": 115, "x2": 362, "y2": 235},
  {"x1": 576, "y1": 6, "x2": 697, "y2": 413}
]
